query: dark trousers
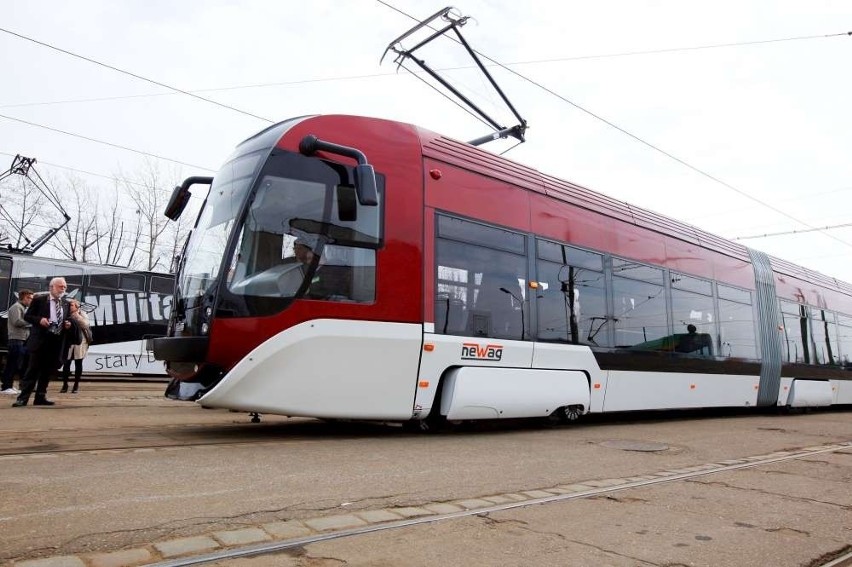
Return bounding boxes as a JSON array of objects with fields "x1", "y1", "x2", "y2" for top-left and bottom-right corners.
[
  {"x1": 62, "y1": 358, "x2": 83, "y2": 388},
  {"x1": 1, "y1": 339, "x2": 28, "y2": 389},
  {"x1": 17, "y1": 336, "x2": 62, "y2": 401}
]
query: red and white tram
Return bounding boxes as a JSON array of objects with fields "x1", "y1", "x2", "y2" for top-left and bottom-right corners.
[{"x1": 153, "y1": 114, "x2": 852, "y2": 424}]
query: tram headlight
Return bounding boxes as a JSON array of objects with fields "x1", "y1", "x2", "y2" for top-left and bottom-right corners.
[{"x1": 201, "y1": 322, "x2": 209, "y2": 335}]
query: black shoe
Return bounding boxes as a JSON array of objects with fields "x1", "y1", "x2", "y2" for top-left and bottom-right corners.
[
  {"x1": 12, "y1": 398, "x2": 27, "y2": 407},
  {"x1": 33, "y1": 398, "x2": 55, "y2": 406},
  {"x1": 71, "y1": 387, "x2": 79, "y2": 394},
  {"x1": 59, "y1": 385, "x2": 68, "y2": 393}
]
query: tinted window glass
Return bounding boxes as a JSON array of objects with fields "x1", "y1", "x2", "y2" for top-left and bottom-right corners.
[
  {"x1": 537, "y1": 240, "x2": 603, "y2": 271},
  {"x1": 0, "y1": 257, "x2": 11, "y2": 311},
  {"x1": 121, "y1": 274, "x2": 146, "y2": 292},
  {"x1": 838, "y1": 318, "x2": 852, "y2": 368},
  {"x1": 670, "y1": 289, "x2": 715, "y2": 356},
  {"x1": 437, "y1": 216, "x2": 525, "y2": 255},
  {"x1": 435, "y1": 216, "x2": 527, "y2": 340},
  {"x1": 612, "y1": 277, "x2": 667, "y2": 349},
  {"x1": 780, "y1": 301, "x2": 809, "y2": 364},
  {"x1": 612, "y1": 258, "x2": 663, "y2": 285},
  {"x1": 810, "y1": 308, "x2": 839, "y2": 366},
  {"x1": 150, "y1": 276, "x2": 175, "y2": 295},
  {"x1": 671, "y1": 273, "x2": 712, "y2": 296},
  {"x1": 719, "y1": 299, "x2": 757, "y2": 359},
  {"x1": 718, "y1": 284, "x2": 752, "y2": 304},
  {"x1": 536, "y1": 258, "x2": 609, "y2": 346},
  {"x1": 89, "y1": 273, "x2": 120, "y2": 289}
]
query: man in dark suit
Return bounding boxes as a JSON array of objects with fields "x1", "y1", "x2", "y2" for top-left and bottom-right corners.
[{"x1": 13, "y1": 277, "x2": 72, "y2": 407}]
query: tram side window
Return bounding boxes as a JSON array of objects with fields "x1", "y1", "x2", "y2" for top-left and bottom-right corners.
[
  {"x1": 670, "y1": 273, "x2": 714, "y2": 356},
  {"x1": 717, "y1": 285, "x2": 757, "y2": 359},
  {"x1": 837, "y1": 314, "x2": 852, "y2": 369},
  {"x1": 780, "y1": 301, "x2": 810, "y2": 364},
  {"x1": 434, "y1": 216, "x2": 527, "y2": 341},
  {"x1": 810, "y1": 308, "x2": 839, "y2": 366},
  {"x1": 0, "y1": 258, "x2": 11, "y2": 311},
  {"x1": 535, "y1": 240, "x2": 609, "y2": 346},
  {"x1": 611, "y1": 260, "x2": 667, "y2": 350}
]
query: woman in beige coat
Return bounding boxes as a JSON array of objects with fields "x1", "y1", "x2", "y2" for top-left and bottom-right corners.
[{"x1": 60, "y1": 301, "x2": 91, "y2": 393}]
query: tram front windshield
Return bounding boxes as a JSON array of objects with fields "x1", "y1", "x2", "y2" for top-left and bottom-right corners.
[{"x1": 179, "y1": 150, "x2": 381, "y2": 317}]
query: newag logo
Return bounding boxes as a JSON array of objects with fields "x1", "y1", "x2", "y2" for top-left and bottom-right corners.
[{"x1": 461, "y1": 342, "x2": 503, "y2": 361}]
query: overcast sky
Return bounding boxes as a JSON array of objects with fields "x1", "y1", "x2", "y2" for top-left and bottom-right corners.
[{"x1": 2, "y1": 1, "x2": 851, "y2": 282}]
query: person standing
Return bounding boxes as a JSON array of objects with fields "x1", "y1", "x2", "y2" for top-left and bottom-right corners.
[
  {"x1": 60, "y1": 300, "x2": 91, "y2": 394},
  {"x1": 12, "y1": 278, "x2": 72, "y2": 407},
  {"x1": 1, "y1": 289, "x2": 34, "y2": 394}
]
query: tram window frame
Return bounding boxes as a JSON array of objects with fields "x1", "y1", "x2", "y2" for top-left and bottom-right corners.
[
  {"x1": 120, "y1": 274, "x2": 146, "y2": 292},
  {"x1": 150, "y1": 275, "x2": 175, "y2": 295},
  {"x1": 434, "y1": 214, "x2": 528, "y2": 341},
  {"x1": 779, "y1": 300, "x2": 810, "y2": 364},
  {"x1": 717, "y1": 284, "x2": 752, "y2": 304},
  {"x1": 671, "y1": 272, "x2": 712, "y2": 296},
  {"x1": 717, "y1": 296, "x2": 758, "y2": 360},
  {"x1": 836, "y1": 314, "x2": 852, "y2": 368},
  {"x1": 88, "y1": 273, "x2": 121, "y2": 289},
  {"x1": 534, "y1": 239, "x2": 608, "y2": 347},
  {"x1": 437, "y1": 215, "x2": 525, "y2": 255},
  {"x1": 611, "y1": 258, "x2": 664, "y2": 285},
  {"x1": 0, "y1": 257, "x2": 11, "y2": 311},
  {"x1": 809, "y1": 307, "x2": 840, "y2": 366}
]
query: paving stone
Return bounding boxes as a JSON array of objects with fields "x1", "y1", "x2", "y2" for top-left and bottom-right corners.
[
  {"x1": 556, "y1": 483, "x2": 595, "y2": 492},
  {"x1": 481, "y1": 495, "x2": 513, "y2": 504},
  {"x1": 355, "y1": 509, "x2": 404, "y2": 523},
  {"x1": 213, "y1": 527, "x2": 271, "y2": 546},
  {"x1": 154, "y1": 536, "x2": 220, "y2": 557},
  {"x1": 262, "y1": 520, "x2": 312, "y2": 539},
  {"x1": 501, "y1": 493, "x2": 529, "y2": 501},
  {"x1": 304, "y1": 514, "x2": 367, "y2": 532},
  {"x1": 454, "y1": 498, "x2": 493, "y2": 509},
  {"x1": 15, "y1": 557, "x2": 86, "y2": 567},
  {"x1": 89, "y1": 548, "x2": 152, "y2": 567},
  {"x1": 521, "y1": 490, "x2": 555, "y2": 498},
  {"x1": 424, "y1": 502, "x2": 464, "y2": 514},
  {"x1": 394, "y1": 507, "x2": 431, "y2": 518},
  {"x1": 584, "y1": 478, "x2": 628, "y2": 487}
]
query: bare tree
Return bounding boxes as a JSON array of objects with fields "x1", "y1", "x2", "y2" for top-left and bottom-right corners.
[
  {"x1": 0, "y1": 174, "x2": 49, "y2": 252},
  {"x1": 92, "y1": 181, "x2": 143, "y2": 267},
  {"x1": 117, "y1": 159, "x2": 184, "y2": 272},
  {"x1": 48, "y1": 174, "x2": 99, "y2": 262}
]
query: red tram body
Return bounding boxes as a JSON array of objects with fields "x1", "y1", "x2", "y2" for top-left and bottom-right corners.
[{"x1": 154, "y1": 115, "x2": 852, "y2": 423}]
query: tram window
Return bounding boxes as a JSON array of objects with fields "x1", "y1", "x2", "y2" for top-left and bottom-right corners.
[
  {"x1": 16, "y1": 259, "x2": 54, "y2": 291},
  {"x1": 718, "y1": 284, "x2": 752, "y2": 304},
  {"x1": 780, "y1": 301, "x2": 810, "y2": 364},
  {"x1": 89, "y1": 273, "x2": 121, "y2": 289},
  {"x1": 836, "y1": 315, "x2": 852, "y2": 369},
  {"x1": 536, "y1": 257, "x2": 609, "y2": 346},
  {"x1": 718, "y1": 298, "x2": 757, "y2": 359},
  {"x1": 435, "y1": 227, "x2": 527, "y2": 341},
  {"x1": 671, "y1": 273, "x2": 712, "y2": 296},
  {"x1": 612, "y1": 258, "x2": 663, "y2": 285},
  {"x1": 120, "y1": 274, "x2": 146, "y2": 291},
  {"x1": 437, "y1": 215, "x2": 525, "y2": 255},
  {"x1": 810, "y1": 308, "x2": 839, "y2": 366},
  {"x1": 612, "y1": 277, "x2": 668, "y2": 349},
  {"x1": 150, "y1": 276, "x2": 175, "y2": 295},
  {"x1": 670, "y1": 289, "x2": 714, "y2": 356},
  {"x1": 0, "y1": 257, "x2": 11, "y2": 311},
  {"x1": 62, "y1": 267, "x2": 84, "y2": 287},
  {"x1": 537, "y1": 240, "x2": 603, "y2": 271}
]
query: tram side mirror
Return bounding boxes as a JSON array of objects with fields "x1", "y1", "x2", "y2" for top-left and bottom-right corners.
[
  {"x1": 336, "y1": 185, "x2": 357, "y2": 222},
  {"x1": 164, "y1": 185, "x2": 191, "y2": 221},
  {"x1": 354, "y1": 164, "x2": 378, "y2": 206},
  {"x1": 164, "y1": 176, "x2": 214, "y2": 221}
]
